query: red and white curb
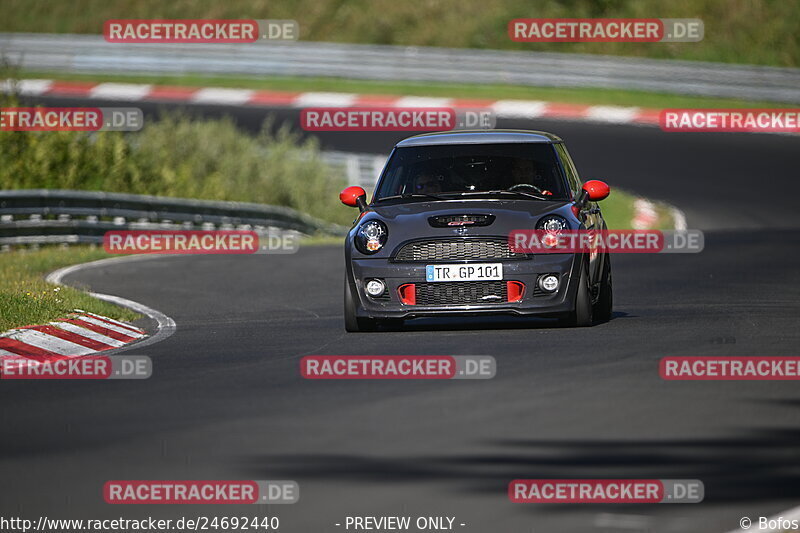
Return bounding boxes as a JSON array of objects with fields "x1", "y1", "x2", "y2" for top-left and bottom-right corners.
[
  {"x1": 632, "y1": 198, "x2": 659, "y2": 229},
  {"x1": 0, "y1": 255, "x2": 177, "y2": 372},
  {"x1": 0, "y1": 310, "x2": 146, "y2": 367},
  {"x1": 45, "y1": 255, "x2": 177, "y2": 351},
  {"x1": 4, "y1": 78, "x2": 690, "y2": 228},
  {"x1": 631, "y1": 198, "x2": 687, "y2": 231},
  {"x1": 3, "y1": 78, "x2": 662, "y2": 127}
]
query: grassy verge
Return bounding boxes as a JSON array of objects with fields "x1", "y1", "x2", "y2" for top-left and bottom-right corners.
[
  {"x1": 18, "y1": 70, "x2": 793, "y2": 110},
  {"x1": 0, "y1": 247, "x2": 140, "y2": 332},
  {"x1": 0, "y1": 0, "x2": 797, "y2": 67},
  {"x1": 602, "y1": 188, "x2": 675, "y2": 230}
]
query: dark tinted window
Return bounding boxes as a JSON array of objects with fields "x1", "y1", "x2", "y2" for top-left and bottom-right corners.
[
  {"x1": 554, "y1": 143, "x2": 582, "y2": 197},
  {"x1": 374, "y1": 143, "x2": 569, "y2": 201}
]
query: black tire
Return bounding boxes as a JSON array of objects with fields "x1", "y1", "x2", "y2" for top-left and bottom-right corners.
[
  {"x1": 559, "y1": 260, "x2": 593, "y2": 327},
  {"x1": 593, "y1": 255, "x2": 613, "y2": 324},
  {"x1": 344, "y1": 279, "x2": 377, "y2": 332}
]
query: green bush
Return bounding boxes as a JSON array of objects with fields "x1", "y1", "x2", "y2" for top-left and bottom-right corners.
[{"x1": 0, "y1": 107, "x2": 354, "y2": 226}]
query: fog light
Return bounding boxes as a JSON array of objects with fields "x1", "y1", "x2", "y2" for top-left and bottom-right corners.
[
  {"x1": 365, "y1": 279, "x2": 386, "y2": 297},
  {"x1": 538, "y1": 274, "x2": 559, "y2": 292}
]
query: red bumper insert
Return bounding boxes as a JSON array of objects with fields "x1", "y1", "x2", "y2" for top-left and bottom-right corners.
[
  {"x1": 507, "y1": 281, "x2": 525, "y2": 302},
  {"x1": 398, "y1": 283, "x2": 416, "y2": 305}
]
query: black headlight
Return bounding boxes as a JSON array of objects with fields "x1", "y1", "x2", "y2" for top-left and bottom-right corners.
[
  {"x1": 536, "y1": 215, "x2": 569, "y2": 232},
  {"x1": 355, "y1": 220, "x2": 388, "y2": 254}
]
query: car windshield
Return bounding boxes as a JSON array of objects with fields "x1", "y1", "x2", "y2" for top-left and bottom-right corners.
[{"x1": 374, "y1": 142, "x2": 569, "y2": 202}]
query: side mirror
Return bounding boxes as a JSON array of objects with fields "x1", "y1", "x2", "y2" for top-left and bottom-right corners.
[
  {"x1": 580, "y1": 180, "x2": 610, "y2": 203},
  {"x1": 340, "y1": 186, "x2": 367, "y2": 211}
]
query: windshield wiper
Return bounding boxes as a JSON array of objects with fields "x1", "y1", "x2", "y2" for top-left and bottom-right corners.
[
  {"x1": 459, "y1": 189, "x2": 549, "y2": 200},
  {"x1": 376, "y1": 193, "x2": 448, "y2": 202}
]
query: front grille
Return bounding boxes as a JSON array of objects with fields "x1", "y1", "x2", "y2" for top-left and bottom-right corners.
[
  {"x1": 394, "y1": 237, "x2": 525, "y2": 262},
  {"x1": 415, "y1": 281, "x2": 507, "y2": 306}
]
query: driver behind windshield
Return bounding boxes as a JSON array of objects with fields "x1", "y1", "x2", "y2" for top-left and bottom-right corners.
[
  {"x1": 376, "y1": 144, "x2": 570, "y2": 201},
  {"x1": 412, "y1": 168, "x2": 445, "y2": 194},
  {"x1": 509, "y1": 158, "x2": 553, "y2": 196}
]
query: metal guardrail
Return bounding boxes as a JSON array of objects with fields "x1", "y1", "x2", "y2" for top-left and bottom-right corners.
[
  {"x1": 0, "y1": 189, "x2": 348, "y2": 248},
  {"x1": 322, "y1": 151, "x2": 386, "y2": 190},
  {"x1": 2, "y1": 33, "x2": 800, "y2": 103}
]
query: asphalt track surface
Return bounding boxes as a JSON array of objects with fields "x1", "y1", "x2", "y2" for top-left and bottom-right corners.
[{"x1": 2, "y1": 96, "x2": 800, "y2": 533}]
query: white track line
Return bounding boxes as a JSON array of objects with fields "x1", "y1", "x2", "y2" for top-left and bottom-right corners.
[
  {"x1": 88, "y1": 292, "x2": 176, "y2": 353},
  {"x1": 46, "y1": 255, "x2": 177, "y2": 353}
]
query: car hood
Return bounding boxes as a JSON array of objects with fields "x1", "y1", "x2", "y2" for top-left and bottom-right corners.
[{"x1": 367, "y1": 198, "x2": 573, "y2": 236}]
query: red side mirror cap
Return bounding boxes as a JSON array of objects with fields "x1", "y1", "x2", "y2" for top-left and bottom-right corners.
[
  {"x1": 340, "y1": 186, "x2": 366, "y2": 207},
  {"x1": 582, "y1": 180, "x2": 610, "y2": 202}
]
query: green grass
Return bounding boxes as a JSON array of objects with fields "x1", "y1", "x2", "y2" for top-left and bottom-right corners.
[
  {"x1": 18, "y1": 70, "x2": 794, "y2": 109},
  {"x1": 602, "y1": 188, "x2": 675, "y2": 230},
  {"x1": 0, "y1": 0, "x2": 798, "y2": 67},
  {"x1": 0, "y1": 247, "x2": 140, "y2": 332}
]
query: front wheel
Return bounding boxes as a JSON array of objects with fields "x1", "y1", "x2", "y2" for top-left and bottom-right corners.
[
  {"x1": 559, "y1": 260, "x2": 593, "y2": 327},
  {"x1": 592, "y1": 256, "x2": 613, "y2": 323},
  {"x1": 344, "y1": 279, "x2": 377, "y2": 332}
]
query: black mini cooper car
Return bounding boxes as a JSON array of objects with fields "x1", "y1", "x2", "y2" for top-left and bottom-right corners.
[{"x1": 340, "y1": 130, "x2": 612, "y2": 331}]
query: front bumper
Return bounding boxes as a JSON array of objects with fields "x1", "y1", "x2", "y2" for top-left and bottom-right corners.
[{"x1": 348, "y1": 254, "x2": 581, "y2": 319}]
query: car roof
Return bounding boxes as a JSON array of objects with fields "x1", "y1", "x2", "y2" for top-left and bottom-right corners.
[{"x1": 395, "y1": 129, "x2": 562, "y2": 147}]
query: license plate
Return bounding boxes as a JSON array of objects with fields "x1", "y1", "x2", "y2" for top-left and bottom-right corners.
[{"x1": 425, "y1": 263, "x2": 503, "y2": 282}]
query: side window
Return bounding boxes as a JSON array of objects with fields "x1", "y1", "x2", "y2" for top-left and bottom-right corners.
[{"x1": 554, "y1": 143, "x2": 582, "y2": 197}]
